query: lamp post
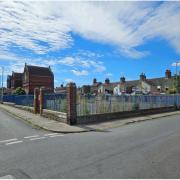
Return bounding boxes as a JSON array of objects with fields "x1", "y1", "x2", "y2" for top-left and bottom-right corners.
[
  {"x1": 172, "y1": 61, "x2": 180, "y2": 94},
  {"x1": 1, "y1": 67, "x2": 4, "y2": 103}
]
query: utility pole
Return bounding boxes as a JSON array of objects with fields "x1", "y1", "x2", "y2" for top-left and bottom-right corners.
[
  {"x1": 1, "y1": 66, "x2": 4, "y2": 103},
  {"x1": 175, "y1": 62, "x2": 180, "y2": 94}
]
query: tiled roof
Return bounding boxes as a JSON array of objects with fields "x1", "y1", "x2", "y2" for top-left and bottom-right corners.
[
  {"x1": 26, "y1": 65, "x2": 53, "y2": 76},
  {"x1": 12, "y1": 72, "x2": 23, "y2": 78},
  {"x1": 94, "y1": 77, "x2": 174, "y2": 88}
]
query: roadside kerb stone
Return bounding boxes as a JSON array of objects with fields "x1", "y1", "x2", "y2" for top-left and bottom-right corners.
[
  {"x1": 0, "y1": 104, "x2": 89, "y2": 133},
  {"x1": 1, "y1": 103, "x2": 180, "y2": 132}
]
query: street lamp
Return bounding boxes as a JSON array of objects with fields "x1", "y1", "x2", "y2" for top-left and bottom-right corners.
[
  {"x1": 172, "y1": 61, "x2": 180, "y2": 94},
  {"x1": 1, "y1": 67, "x2": 4, "y2": 103}
]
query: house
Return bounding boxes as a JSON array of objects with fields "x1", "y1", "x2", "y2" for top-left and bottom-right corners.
[
  {"x1": 7, "y1": 75, "x2": 12, "y2": 89},
  {"x1": 113, "y1": 70, "x2": 174, "y2": 95},
  {"x1": 91, "y1": 78, "x2": 102, "y2": 94},
  {"x1": 79, "y1": 78, "x2": 102, "y2": 95},
  {"x1": 55, "y1": 84, "x2": 66, "y2": 94},
  {"x1": 98, "y1": 78, "x2": 118, "y2": 94},
  {"x1": 81, "y1": 85, "x2": 91, "y2": 94},
  {"x1": 11, "y1": 72, "x2": 23, "y2": 90},
  {"x1": 23, "y1": 64, "x2": 54, "y2": 94}
]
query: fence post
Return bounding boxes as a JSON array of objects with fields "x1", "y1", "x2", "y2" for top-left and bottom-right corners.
[
  {"x1": 66, "y1": 82, "x2": 77, "y2": 125},
  {"x1": 34, "y1": 88, "x2": 39, "y2": 114},
  {"x1": 39, "y1": 87, "x2": 45, "y2": 115}
]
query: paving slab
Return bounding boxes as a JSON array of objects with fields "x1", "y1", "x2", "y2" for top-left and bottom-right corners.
[
  {"x1": 0, "y1": 104, "x2": 88, "y2": 133},
  {"x1": 0, "y1": 103, "x2": 180, "y2": 133}
]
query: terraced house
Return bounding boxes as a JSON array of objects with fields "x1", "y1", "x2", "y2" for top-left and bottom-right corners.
[{"x1": 80, "y1": 69, "x2": 174, "y2": 95}]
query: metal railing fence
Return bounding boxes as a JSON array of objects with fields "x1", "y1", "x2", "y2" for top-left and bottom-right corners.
[
  {"x1": 43, "y1": 93, "x2": 67, "y2": 113},
  {"x1": 3, "y1": 95, "x2": 34, "y2": 107},
  {"x1": 77, "y1": 94, "x2": 180, "y2": 116}
]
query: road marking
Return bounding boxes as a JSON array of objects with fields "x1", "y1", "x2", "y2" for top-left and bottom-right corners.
[
  {"x1": 0, "y1": 138, "x2": 18, "y2": 143},
  {"x1": 30, "y1": 137, "x2": 46, "y2": 141},
  {"x1": 49, "y1": 134, "x2": 64, "y2": 138},
  {"x1": 6, "y1": 140, "x2": 23, "y2": 145},
  {"x1": 44, "y1": 133, "x2": 59, "y2": 136},
  {"x1": 0, "y1": 175, "x2": 15, "y2": 179},
  {"x1": 24, "y1": 135, "x2": 39, "y2": 139}
]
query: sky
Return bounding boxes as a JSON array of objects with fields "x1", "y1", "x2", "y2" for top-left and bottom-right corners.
[{"x1": 0, "y1": 1, "x2": 180, "y2": 87}]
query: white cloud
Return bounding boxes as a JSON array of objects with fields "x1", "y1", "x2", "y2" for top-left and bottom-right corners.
[
  {"x1": 58, "y1": 57, "x2": 76, "y2": 66},
  {"x1": 65, "y1": 78, "x2": 74, "y2": 83},
  {"x1": 58, "y1": 55, "x2": 106, "y2": 74},
  {"x1": 106, "y1": 73, "x2": 113, "y2": 77},
  {"x1": 0, "y1": 1, "x2": 180, "y2": 59},
  {"x1": 71, "y1": 69, "x2": 89, "y2": 76},
  {"x1": 172, "y1": 62, "x2": 180, "y2": 67}
]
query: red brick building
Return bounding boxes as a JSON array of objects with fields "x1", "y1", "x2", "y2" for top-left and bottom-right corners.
[
  {"x1": 7, "y1": 75, "x2": 12, "y2": 89},
  {"x1": 23, "y1": 64, "x2": 54, "y2": 94},
  {"x1": 11, "y1": 72, "x2": 23, "y2": 90}
]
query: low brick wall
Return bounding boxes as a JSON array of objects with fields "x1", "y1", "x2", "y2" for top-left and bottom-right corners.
[
  {"x1": 3, "y1": 102, "x2": 34, "y2": 113},
  {"x1": 15, "y1": 105, "x2": 34, "y2": 113},
  {"x1": 3, "y1": 102, "x2": 16, "y2": 107},
  {"x1": 77, "y1": 106, "x2": 176, "y2": 124},
  {"x1": 41, "y1": 109, "x2": 67, "y2": 123}
]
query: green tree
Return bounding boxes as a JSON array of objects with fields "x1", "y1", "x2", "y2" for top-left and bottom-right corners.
[
  {"x1": 173, "y1": 75, "x2": 180, "y2": 93},
  {"x1": 14, "y1": 87, "x2": 26, "y2": 95}
]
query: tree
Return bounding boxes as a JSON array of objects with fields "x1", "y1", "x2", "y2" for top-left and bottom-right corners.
[
  {"x1": 14, "y1": 87, "x2": 26, "y2": 95},
  {"x1": 173, "y1": 75, "x2": 180, "y2": 94},
  {"x1": 169, "y1": 75, "x2": 180, "y2": 94}
]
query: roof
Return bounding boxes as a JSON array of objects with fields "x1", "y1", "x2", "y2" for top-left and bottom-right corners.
[
  {"x1": 145, "y1": 77, "x2": 174, "y2": 87},
  {"x1": 123, "y1": 80, "x2": 140, "y2": 87},
  {"x1": 12, "y1": 72, "x2": 23, "y2": 78},
  {"x1": 25, "y1": 65, "x2": 53, "y2": 76},
  {"x1": 96, "y1": 76, "x2": 174, "y2": 88}
]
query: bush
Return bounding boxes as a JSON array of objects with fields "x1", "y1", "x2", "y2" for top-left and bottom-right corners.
[
  {"x1": 14, "y1": 87, "x2": 26, "y2": 95},
  {"x1": 132, "y1": 103, "x2": 139, "y2": 111},
  {"x1": 169, "y1": 88, "x2": 176, "y2": 94}
]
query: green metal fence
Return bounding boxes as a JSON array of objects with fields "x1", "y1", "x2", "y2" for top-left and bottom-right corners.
[
  {"x1": 77, "y1": 94, "x2": 180, "y2": 116},
  {"x1": 43, "y1": 93, "x2": 67, "y2": 113}
]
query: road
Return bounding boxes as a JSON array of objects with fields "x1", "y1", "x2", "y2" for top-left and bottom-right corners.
[{"x1": 0, "y1": 108, "x2": 180, "y2": 178}]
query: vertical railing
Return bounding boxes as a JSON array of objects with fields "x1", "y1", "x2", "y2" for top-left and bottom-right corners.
[{"x1": 76, "y1": 94, "x2": 180, "y2": 116}]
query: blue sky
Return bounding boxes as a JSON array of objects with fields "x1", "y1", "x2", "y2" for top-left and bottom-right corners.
[{"x1": 0, "y1": 1, "x2": 180, "y2": 87}]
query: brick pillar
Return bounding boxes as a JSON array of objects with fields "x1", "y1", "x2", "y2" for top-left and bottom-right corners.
[
  {"x1": 39, "y1": 87, "x2": 45, "y2": 115},
  {"x1": 66, "y1": 82, "x2": 77, "y2": 125},
  {"x1": 34, "y1": 88, "x2": 39, "y2": 114}
]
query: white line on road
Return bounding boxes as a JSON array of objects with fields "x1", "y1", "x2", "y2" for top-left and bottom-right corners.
[
  {"x1": 0, "y1": 138, "x2": 18, "y2": 143},
  {"x1": 0, "y1": 175, "x2": 15, "y2": 179},
  {"x1": 30, "y1": 137, "x2": 46, "y2": 141},
  {"x1": 24, "y1": 135, "x2": 39, "y2": 139},
  {"x1": 49, "y1": 134, "x2": 64, "y2": 138},
  {"x1": 44, "y1": 133, "x2": 59, "y2": 136},
  {"x1": 6, "y1": 140, "x2": 23, "y2": 145}
]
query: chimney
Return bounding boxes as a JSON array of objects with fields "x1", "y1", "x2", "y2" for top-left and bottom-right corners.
[
  {"x1": 105, "y1": 78, "x2": 110, "y2": 84},
  {"x1": 93, "y1": 78, "x2": 97, "y2": 84},
  {"x1": 120, "y1": 76, "x2": 126, "y2": 83},
  {"x1": 165, "y1": 69, "x2": 171, "y2": 79},
  {"x1": 140, "y1": 73, "x2": 146, "y2": 81}
]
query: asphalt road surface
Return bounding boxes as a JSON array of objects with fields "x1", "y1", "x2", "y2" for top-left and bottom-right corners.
[{"x1": 0, "y1": 108, "x2": 180, "y2": 178}]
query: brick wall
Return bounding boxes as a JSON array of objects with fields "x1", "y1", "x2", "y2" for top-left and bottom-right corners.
[{"x1": 77, "y1": 106, "x2": 176, "y2": 124}]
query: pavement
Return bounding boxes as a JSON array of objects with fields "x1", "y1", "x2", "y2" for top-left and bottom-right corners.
[
  {"x1": 0, "y1": 104, "x2": 88, "y2": 133},
  {"x1": 0, "y1": 103, "x2": 180, "y2": 133},
  {"x1": 0, "y1": 109, "x2": 180, "y2": 178}
]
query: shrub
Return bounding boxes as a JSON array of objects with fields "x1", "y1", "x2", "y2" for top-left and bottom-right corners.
[
  {"x1": 14, "y1": 87, "x2": 26, "y2": 95},
  {"x1": 132, "y1": 103, "x2": 139, "y2": 111}
]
